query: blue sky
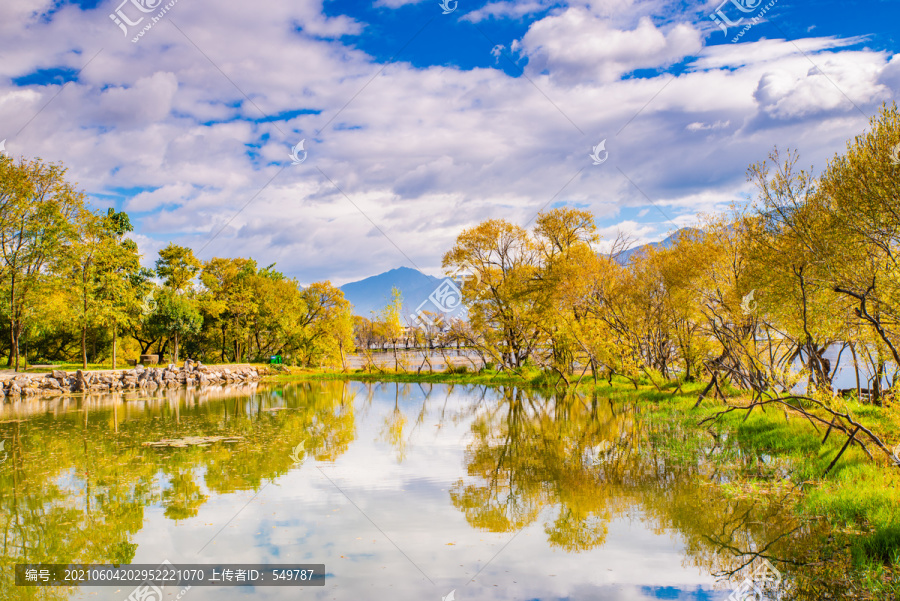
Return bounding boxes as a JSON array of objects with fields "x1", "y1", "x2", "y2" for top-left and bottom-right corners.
[{"x1": 1, "y1": 0, "x2": 898, "y2": 284}]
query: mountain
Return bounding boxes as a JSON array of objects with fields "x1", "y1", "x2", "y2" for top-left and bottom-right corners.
[
  {"x1": 339, "y1": 266, "x2": 442, "y2": 318},
  {"x1": 614, "y1": 227, "x2": 701, "y2": 264},
  {"x1": 340, "y1": 228, "x2": 701, "y2": 318}
]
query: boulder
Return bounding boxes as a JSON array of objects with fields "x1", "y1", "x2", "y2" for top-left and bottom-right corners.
[
  {"x1": 74, "y1": 370, "x2": 88, "y2": 392},
  {"x1": 52, "y1": 370, "x2": 67, "y2": 380}
]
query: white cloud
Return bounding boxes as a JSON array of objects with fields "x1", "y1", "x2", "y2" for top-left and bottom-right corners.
[
  {"x1": 0, "y1": 0, "x2": 894, "y2": 284},
  {"x1": 462, "y1": 0, "x2": 555, "y2": 23},
  {"x1": 517, "y1": 10, "x2": 703, "y2": 84}
]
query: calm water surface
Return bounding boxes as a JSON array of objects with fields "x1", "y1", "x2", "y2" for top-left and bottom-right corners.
[{"x1": 0, "y1": 381, "x2": 815, "y2": 600}]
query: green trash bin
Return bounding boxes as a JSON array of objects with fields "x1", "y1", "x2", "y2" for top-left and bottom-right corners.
[{"x1": 270, "y1": 355, "x2": 283, "y2": 365}]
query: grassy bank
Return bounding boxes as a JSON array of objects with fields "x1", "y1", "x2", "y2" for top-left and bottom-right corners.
[{"x1": 275, "y1": 364, "x2": 900, "y2": 597}]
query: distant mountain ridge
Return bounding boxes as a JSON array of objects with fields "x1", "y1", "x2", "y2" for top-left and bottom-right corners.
[
  {"x1": 339, "y1": 229, "x2": 699, "y2": 318},
  {"x1": 615, "y1": 228, "x2": 700, "y2": 263},
  {"x1": 339, "y1": 266, "x2": 441, "y2": 319}
]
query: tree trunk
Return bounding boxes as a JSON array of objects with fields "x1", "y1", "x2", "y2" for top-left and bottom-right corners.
[
  {"x1": 174, "y1": 331, "x2": 180, "y2": 364},
  {"x1": 81, "y1": 325, "x2": 88, "y2": 369},
  {"x1": 8, "y1": 276, "x2": 15, "y2": 368},
  {"x1": 112, "y1": 326, "x2": 117, "y2": 370},
  {"x1": 6, "y1": 322, "x2": 12, "y2": 368},
  {"x1": 11, "y1": 324, "x2": 19, "y2": 372}
]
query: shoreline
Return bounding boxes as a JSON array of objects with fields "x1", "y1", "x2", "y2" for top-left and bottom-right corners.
[{"x1": 0, "y1": 361, "x2": 267, "y2": 397}]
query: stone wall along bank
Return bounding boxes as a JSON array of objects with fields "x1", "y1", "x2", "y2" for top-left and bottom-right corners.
[{"x1": 0, "y1": 360, "x2": 265, "y2": 397}]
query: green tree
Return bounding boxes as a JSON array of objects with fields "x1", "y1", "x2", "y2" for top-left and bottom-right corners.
[
  {"x1": 66, "y1": 208, "x2": 142, "y2": 368},
  {"x1": 149, "y1": 288, "x2": 202, "y2": 364},
  {"x1": 156, "y1": 243, "x2": 201, "y2": 292},
  {"x1": 0, "y1": 156, "x2": 84, "y2": 370}
]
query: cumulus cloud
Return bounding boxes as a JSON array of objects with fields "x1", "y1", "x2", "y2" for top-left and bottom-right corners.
[
  {"x1": 516, "y1": 10, "x2": 703, "y2": 84},
  {"x1": 0, "y1": 0, "x2": 893, "y2": 285}
]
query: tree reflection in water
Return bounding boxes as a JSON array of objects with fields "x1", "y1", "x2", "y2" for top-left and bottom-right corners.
[
  {"x1": 450, "y1": 385, "x2": 850, "y2": 600},
  {"x1": 0, "y1": 382, "x2": 855, "y2": 600}
]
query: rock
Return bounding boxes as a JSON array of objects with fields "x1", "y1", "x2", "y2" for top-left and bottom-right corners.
[
  {"x1": 52, "y1": 370, "x2": 67, "y2": 380},
  {"x1": 8, "y1": 383, "x2": 21, "y2": 396},
  {"x1": 74, "y1": 370, "x2": 88, "y2": 392}
]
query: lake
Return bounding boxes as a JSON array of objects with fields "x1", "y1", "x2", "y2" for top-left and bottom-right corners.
[{"x1": 0, "y1": 380, "x2": 819, "y2": 600}]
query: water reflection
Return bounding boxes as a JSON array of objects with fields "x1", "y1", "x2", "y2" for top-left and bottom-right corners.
[{"x1": 0, "y1": 382, "x2": 836, "y2": 600}]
